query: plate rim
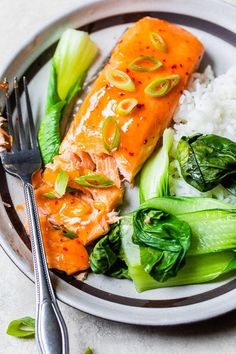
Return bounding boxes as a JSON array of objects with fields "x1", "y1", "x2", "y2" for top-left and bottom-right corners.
[{"x1": 1, "y1": 0, "x2": 236, "y2": 325}]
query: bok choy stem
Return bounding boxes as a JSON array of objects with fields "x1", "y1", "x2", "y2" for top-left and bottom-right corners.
[
  {"x1": 139, "y1": 128, "x2": 174, "y2": 203},
  {"x1": 38, "y1": 29, "x2": 98, "y2": 165}
]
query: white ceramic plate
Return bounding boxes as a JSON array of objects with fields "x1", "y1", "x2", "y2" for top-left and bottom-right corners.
[{"x1": 0, "y1": 0, "x2": 236, "y2": 326}]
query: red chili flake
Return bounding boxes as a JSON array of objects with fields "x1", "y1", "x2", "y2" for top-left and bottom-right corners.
[
  {"x1": 105, "y1": 84, "x2": 109, "y2": 89},
  {"x1": 138, "y1": 80, "x2": 142, "y2": 84},
  {"x1": 163, "y1": 59, "x2": 166, "y2": 63},
  {"x1": 146, "y1": 46, "x2": 150, "y2": 49},
  {"x1": 144, "y1": 139, "x2": 148, "y2": 144},
  {"x1": 63, "y1": 247, "x2": 68, "y2": 252},
  {"x1": 185, "y1": 72, "x2": 189, "y2": 75},
  {"x1": 126, "y1": 68, "x2": 130, "y2": 73},
  {"x1": 118, "y1": 92, "x2": 125, "y2": 96},
  {"x1": 137, "y1": 103, "x2": 144, "y2": 109},
  {"x1": 180, "y1": 90, "x2": 183, "y2": 94},
  {"x1": 180, "y1": 63, "x2": 183, "y2": 68},
  {"x1": 171, "y1": 64, "x2": 177, "y2": 69},
  {"x1": 55, "y1": 200, "x2": 58, "y2": 205},
  {"x1": 129, "y1": 152, "x2": 134, "y2": 156}
]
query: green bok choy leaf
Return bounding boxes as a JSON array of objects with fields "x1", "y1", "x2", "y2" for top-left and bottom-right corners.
[
  {"x1": 132, "y1": 208, "x2": 191, "y2": 282},
  {"x1": 90, "y1": 224, "x2": 130, "y2": 279},
  {"x1": 177, "y1": 134, "x2": 236, "y2": 194},
  {"x1": 38, "y1": 29, "x2": 98, "y2": 165}
]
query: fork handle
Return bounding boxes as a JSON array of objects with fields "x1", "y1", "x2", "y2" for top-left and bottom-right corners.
[{"x1": 23, "y1": 181, "x2": 69, "y2": 354}]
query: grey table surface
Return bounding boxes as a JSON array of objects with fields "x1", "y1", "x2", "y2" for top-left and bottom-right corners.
[{"x1": 1, "y1": 0, "x2": 236, "y2": 353}]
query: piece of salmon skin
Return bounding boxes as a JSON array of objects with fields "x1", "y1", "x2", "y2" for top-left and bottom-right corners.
[
  {"x1": 34, "y1": 17, "x2": 204, "y2": 274},
  {"x1": 60, "y1": 17, "x2": 204, "y2": 181}
]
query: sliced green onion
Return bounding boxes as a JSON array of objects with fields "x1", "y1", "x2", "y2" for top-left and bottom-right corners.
[
  {"x1": 145, "y1": 78, "x2": 170, "y2": 97},
  {"x1": 84, "y1": 348, "x2": 94, "y2": 354},
  {"x1": 42, "y1": 192, "x2": 57, "y2": 199},
  {"x1": 150, "y1": 32, "x2": 167, "y2": 52},
  {"x1": 102, "y1": 116, "x2": 121, "y2": 153},
  {"x1": 7, "y1": 317, "x2": 35, "y2": 338},
  {"x1": 63, "y1": 230, "x2": 78, "y2": 239},
  {"x1": 75, "y1": 174, "x2": 114, "y2": 188},
  {"x1": 144, "y1": 74, "x2": 180, "y2": 97},
  {"x1": 129, "y1": 55, "x2": 162, "y2": 72},
  {"x1": 117, "y1": 98, "x2": 138, "y2": 115},
  {"x1": 54, "y1": 170, "x2": 69, "y2": 197},
  {"x1": 106, "y1": 69, "x2": 135, "y2": 92}
]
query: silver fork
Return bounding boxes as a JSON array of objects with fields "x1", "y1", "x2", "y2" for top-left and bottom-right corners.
[{"x1": 1, "y1": 77, "x2": 69, "y2": 354}]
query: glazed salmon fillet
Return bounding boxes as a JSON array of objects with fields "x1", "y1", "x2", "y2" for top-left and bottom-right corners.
[
  {"x1": 34, "y1": 17, "x2": 204, "y2": 274},
  {"x1": 60, "y1": 17, "x2": 204, "y2": 181}
]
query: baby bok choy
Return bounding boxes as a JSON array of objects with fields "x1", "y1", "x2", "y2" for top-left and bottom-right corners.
[
  {"x1": 121, "y1": 215, "x2": 236, "y2": 292},
  {"x1": 120, "y1": 201, "x2": 236, "y2": 292},
  {"x1": 139, "y1": 128, "x2": 174, "y2": 203},
  {"x1": 177, "y1": 134, "x2": 236, "y2": 195},
  {"x1": 38, "y1": 29, "x2": 98, "y2": 165},
  {"x1": 89, "y1": 224, "x2": 130, "y2": 279},
  {"x1": 89, "y1": 195, "x2": 236, "y2": 290}
]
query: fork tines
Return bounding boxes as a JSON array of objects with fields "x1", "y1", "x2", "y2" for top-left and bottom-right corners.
[
  {"x1": 5, "y1": 77, "x2": 37, "y2": 152},
  {"x1": 23, "y1": 77, "x2": 37, "y2": 149}
]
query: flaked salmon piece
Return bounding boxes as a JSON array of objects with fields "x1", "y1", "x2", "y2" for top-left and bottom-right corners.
[
  {"x1": 34, "y1": 17, "x2": 204, "y2": 275},
  {"x1": 60, "y1": 17, "x2": 204, "y2": 181},
  {"x1": 41, "y1": 152, "x2": 123, "y2": 210},
  {"x1": 35, "y1": 184, "x2": 117, "y2": 245},
  {"x1": 39, "y1": 216, "x2": 89, "y2": 274},
  {"x1": 48, "y1": 151, "x2": 95, "y2": 172},
  {"x1": 90, "y1": 153, "x2": 121, "y2": 188}
]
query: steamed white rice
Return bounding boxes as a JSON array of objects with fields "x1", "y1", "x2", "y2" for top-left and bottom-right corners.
[{"x1": 169, "y1": 65, "x2": 236, "y2": 204}]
